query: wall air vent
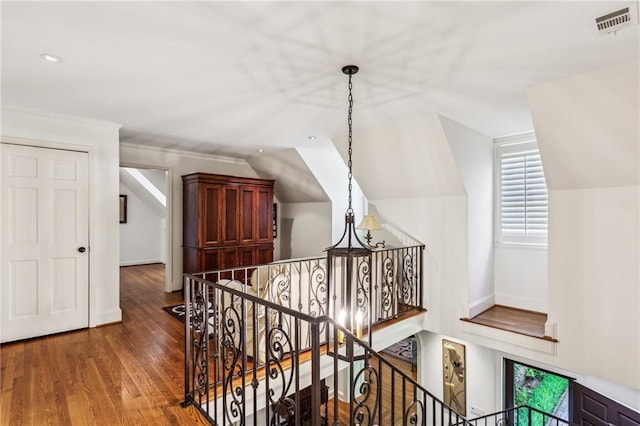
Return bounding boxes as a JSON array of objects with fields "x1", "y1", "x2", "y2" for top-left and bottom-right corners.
[{"x1": 596, "y1": 5, "x2": 637, "y2": 34}]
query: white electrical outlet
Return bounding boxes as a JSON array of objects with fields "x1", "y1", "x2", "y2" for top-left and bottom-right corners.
[{"x1": 470, "y1": 406, "x2": 485, "y2": 416}]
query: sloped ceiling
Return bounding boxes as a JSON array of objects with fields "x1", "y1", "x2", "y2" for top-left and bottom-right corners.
[
  {"x1": 2, "y1": 1, "x2": 638, "y2": 158},
  {"x1": 247, "y1": 148, "x2": 329, "y2": 203},
  {"x1": 336, "y1": 113, "x2": 466, "y2": 199},
  {"x1": 529, "y1": 59, "x2": 639, "y2": 190}
]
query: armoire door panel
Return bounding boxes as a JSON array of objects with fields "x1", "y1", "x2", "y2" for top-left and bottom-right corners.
[
  {"x1": 201, "y1": 249, "x2": 221, "y2": 272},
  {"x1": 256, "y1": 245, "x2": 274, "y2": 265},
  {"x1": 255, "y1": 187, "x2": 273, "y2": 243},
  {"x1": 239, "y1": 187, "x2": 255, "y2": 243},
  {"x1": 238, "y1": 246, "x2": 255, "y2": 267},
  {"x1": 221, "y1": 247, "x2": 239, "y2": 269},
  {"x1": 201, "y1": 184, "x2": 222, "y2": 246},
  {"x1": 223, "y1": 187, "x2": 239, "y2": 245}
]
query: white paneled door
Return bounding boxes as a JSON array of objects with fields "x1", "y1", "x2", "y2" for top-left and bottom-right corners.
[{"x1": 1, "y1": 144, "x2": 89, "y2": 343}]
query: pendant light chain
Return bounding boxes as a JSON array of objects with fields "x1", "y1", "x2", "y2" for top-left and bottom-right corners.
[{"x1": 347, "y1": 71, "x2": 354, "y2": 215}]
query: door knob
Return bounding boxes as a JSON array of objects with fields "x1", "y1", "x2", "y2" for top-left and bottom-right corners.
[{"x1": 78, "y1": 247, "x2": 86, "y2": 253}]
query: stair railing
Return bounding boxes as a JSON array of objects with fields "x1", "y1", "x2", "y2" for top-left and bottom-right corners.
[
  {"x1": 326, "y1": 320, "x2": 472, "y2": 426},
  {"x1": 462, "y1": 405, "x2": 569, "y2": 426},
  {"x1": 182, "y1": 270, "x2": 467, "y2": 425},
  {"x1": 182, "y1": 272, "x2": 329, "y2": 425},
  {"x1": 463, "y1": 405, "x2": 569, "y2": 426}
]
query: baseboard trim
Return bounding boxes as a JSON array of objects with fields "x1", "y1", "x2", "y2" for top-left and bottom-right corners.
[
  {"x1": 494, "y1": 292, "x2": 547, "y2": 313},
  {"x1": 172, "y1": 280, "x2": 183, "y2": 292},
  {"x1": 468, "y1": 294, "x2": 495, "y2": 318},
  {"x1": 95, "y1": 320, "x2": 123, "y2": 328},
  {"x1": 120, "y1": 259, "x2": 165, "y2": 267},
  {"x1": 92, "y1": 308, "x2": 122, "y2": 327}
]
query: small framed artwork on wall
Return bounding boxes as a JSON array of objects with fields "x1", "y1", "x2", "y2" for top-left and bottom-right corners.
[
  {"x1": 443, "y1": 339, "x2": 466, "y2": 416},
  {"x1": 119, "y1": 195, "x2": 127, "y2": 224},
  {"x1": 272, "y1": 203, "x2": 278, "y2": 238}
]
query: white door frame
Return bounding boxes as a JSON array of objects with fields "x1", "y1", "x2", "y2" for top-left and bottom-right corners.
[{"x1": 119, "y1": 161, "x2": 173, "y2": 293}]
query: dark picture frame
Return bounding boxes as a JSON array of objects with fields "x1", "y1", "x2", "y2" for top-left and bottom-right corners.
[
  {"x1": 272, "y1": 203, "x2": 278, "y2": 238},
  {"x1": 119, "y1": 195, "x2": 128, "y2": 224}
]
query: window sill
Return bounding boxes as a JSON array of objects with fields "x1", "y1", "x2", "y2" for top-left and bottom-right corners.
[{"x1": 494, "y1": 242, "x2": 548, "y2": 250}]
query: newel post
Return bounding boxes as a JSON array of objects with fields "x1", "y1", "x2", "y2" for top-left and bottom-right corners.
[{"x1": 310, "y1": 321, "x2": 321, "y2": 426}]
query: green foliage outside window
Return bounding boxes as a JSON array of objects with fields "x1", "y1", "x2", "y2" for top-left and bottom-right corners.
[{"x1": 513, "y1": 366, "x2": 569, "y2": 426}]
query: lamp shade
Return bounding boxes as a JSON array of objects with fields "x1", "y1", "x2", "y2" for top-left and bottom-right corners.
[{"x1": 356, "y1": 214, "x2": 382, "y2": 231}]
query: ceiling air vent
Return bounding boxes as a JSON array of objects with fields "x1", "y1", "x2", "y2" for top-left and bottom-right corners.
[{"x1": 596, "y1": 5, "x2": 637, "y2": 34}]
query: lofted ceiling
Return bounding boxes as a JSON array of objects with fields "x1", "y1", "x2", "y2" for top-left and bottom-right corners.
[{"x1": 2, "y1": 1, "x2": 638, "y2": 158}]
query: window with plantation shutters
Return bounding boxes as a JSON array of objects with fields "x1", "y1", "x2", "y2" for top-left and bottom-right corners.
[{"x1": 496, "y1": 139, "x2": 548, "y2": 245}]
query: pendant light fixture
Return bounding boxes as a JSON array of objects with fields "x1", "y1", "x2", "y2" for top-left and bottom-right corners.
[{"x1": 327, "y1": 65, "x2": 373, "y2": 357}]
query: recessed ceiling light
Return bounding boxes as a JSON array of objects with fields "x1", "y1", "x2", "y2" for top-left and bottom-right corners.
[
  {"x1": 40, "y1": 53, "x2": 62, "y2": 63},
  {"x1": 257, "y1": 148, "x2": 264, "y2": 153},
  {"x1": 307, "y1": 136, "x2": 316, "y2": 140}
]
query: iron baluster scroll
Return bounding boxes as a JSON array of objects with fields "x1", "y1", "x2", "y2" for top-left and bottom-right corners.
[
  {"x1": 221, "y1": 291, "x2": 245, "y2": 422},
  {"x1": 351, "y1": 350, "x2": 380, "y2": 425},
  {"x1": 265, "y1": 311, "x2": 295, "y2": 425},
  {"x1": 306, "y1": 258, "x2": 328, "y2": 322},
  {"x1": 378, "y1": 249, "x2": 397, "y2": 319},
  {"x1": 401, "y1": 249, "x2": 416, "y2": 307},
  {"x1": 356, "y1": 255, "x2": 371, "y2": 321}
]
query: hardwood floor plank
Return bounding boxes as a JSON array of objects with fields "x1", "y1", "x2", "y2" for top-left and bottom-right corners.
[
  {"x1": 462, "y1": 304, "x2": 552, "y2": 339},
  {"x1": 0, "y1": 264, "x2": 211, "y2": 426}
]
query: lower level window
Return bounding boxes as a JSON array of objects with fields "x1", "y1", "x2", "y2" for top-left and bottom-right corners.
[{"x1": 504, "y1": 359, "x2": 571, "y2": 424}]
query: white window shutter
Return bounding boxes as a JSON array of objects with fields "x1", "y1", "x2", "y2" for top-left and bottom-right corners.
[{"x1": 497, "y1": 140, "x2": 548, "y2": 245}]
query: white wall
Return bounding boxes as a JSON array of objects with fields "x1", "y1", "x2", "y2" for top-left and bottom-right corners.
[
  {"x1": 119, "y1": 181, "x2": 164, "y2": 266},
  {"x1": 548, "y1": 186, "x2": 639, "y2": 391},
  {"x1": 416, "y1": 330, "x2": 498, "y2": 417},
  {"x1": 344, "y1": 113, "x2": 466, "y2": 200},
  {"x1": 371, "y1": 195, "x2": 468, "y2": 334},
  {"x1": 119, "y1": 168, "x2": 167, "y2": 266},
  {"x1": 440, "y1": 116, "x2": 495, "y2": 317},
  {"x1": 141, "y1": 168, "x2": 167, "y2": 194},
  {"x1": 1, "y1": 105, "x2": 122, "y2": 326},
  {"x1": 493, "y1": 246, "x2": 547, "y2": 312},
  {"x1": 279, "y1": 202, "x2": 332, "y2": 259},
  {"x1": 297, "y1": 138, "x2": 367, "y2": 245},
  {"x1": 120, "y1": 143, "x2": 263, "y2": 291},
  {"x1": 528, "y1": 60, "x2": 640, "y2": 394}
]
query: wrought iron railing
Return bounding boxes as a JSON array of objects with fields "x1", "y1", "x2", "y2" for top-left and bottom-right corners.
[
  {"x1": 182, "y1": 273, "x2": 327, "y2": 424},
  {"x1": 181, "y1": 272, "x2": 465, "y2": 425},
  {"x1": 191, "y1": 245, "x2": 423, "y2": 353},
  {"x1": 463, "y1": 405, "x2": 569, "y2": 426},
  {"x1": 324, "y1": 324, "x2": 470, "y2": 426},
  {"x1": 182, "y1": 245, "x2": 429, "y2": 425}
]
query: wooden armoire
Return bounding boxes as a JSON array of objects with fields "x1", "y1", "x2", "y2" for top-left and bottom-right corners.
[{"x1": 182, "y1": 172, "x2": 275, "y2": 274}]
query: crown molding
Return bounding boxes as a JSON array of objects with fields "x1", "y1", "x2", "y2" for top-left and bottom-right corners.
[
  {"x1": 1, "y1": 104, "x2": 122, "y2": 129},
  {"x1": 119, "y1": 142, "x2": 247, "y2": 165}
]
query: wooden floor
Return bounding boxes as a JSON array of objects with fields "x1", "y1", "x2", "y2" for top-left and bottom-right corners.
[
  {"x1": 0, "y1": 263, "x2": 211, "y2": 426},
  {"x1": 462, "y1": 304, "x2": 555, "y2": 340}
]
